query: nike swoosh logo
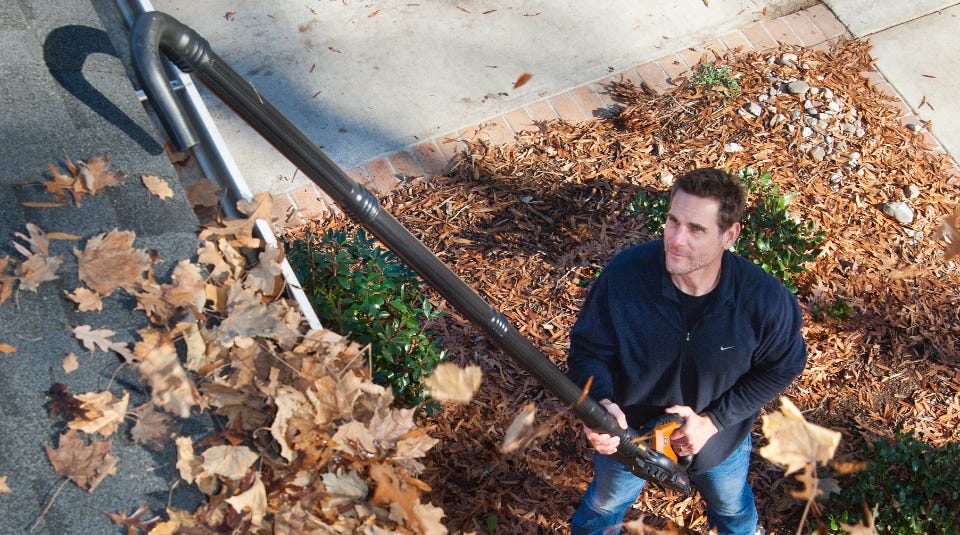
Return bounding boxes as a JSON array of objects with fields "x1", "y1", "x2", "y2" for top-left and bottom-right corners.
[{"x1": 720, "y1": 346, "x2": 734, "y2": 351}]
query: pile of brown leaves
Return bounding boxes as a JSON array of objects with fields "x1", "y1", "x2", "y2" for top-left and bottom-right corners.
[
  {"x1": 305, "y1": 39, "x2": 960, "y2": 533},
  {"x1": 2, "y1": 157, "x2": 464, "y2": 533}
]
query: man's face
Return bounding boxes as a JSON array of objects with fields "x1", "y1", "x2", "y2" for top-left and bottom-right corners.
[{"x1": 663, "y1": 190, "x2": 740, "y2": 278}]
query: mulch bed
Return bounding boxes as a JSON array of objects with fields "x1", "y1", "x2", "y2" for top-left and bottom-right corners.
[{"x1": 302, "y1": 38, "x2": 960, "y2": 534}]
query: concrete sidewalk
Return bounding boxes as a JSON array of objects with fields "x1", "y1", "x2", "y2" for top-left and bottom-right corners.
[{"x1": 146, "y1": 0, "x2": 960, "y2": 226}]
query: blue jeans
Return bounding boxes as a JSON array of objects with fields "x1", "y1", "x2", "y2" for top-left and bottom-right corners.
[{"x1": 570, "y1": 435, "x2": 758, "y2": 535}]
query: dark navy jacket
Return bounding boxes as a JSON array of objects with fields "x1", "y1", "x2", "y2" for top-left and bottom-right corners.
[{"x1": 567, "y1": 240, "x2": 807, "y2": 473}]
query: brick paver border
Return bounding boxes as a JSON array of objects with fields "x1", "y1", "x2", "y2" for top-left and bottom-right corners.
[{"x1": 277, "y1": 2, "x2": 954, "y2": 226}]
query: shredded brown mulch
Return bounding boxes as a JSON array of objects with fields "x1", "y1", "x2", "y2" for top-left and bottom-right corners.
[{"x1": 302, "y1": 39, "x2": 960, "y2": 534}]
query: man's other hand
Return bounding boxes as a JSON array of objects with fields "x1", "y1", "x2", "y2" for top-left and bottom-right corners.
[
  {"x1": 583, "y1": 399, "x2": 628, "y2": 455},
  {"x1": 665, "y1": 405, "x2": 719, "y2": 456}
]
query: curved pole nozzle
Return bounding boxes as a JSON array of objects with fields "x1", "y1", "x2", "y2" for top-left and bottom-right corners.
[{"x1": 130, "y1": 11, "x2": 209, "y2": 150}]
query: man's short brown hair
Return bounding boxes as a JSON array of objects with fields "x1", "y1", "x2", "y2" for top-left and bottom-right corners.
[{"x1": 670, "y1": 168, "x2": 746, "y2": 231}]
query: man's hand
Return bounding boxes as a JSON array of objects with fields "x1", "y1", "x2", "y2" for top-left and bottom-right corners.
[
  {"x1": 583, "y1": 399, "x2": 628, "y2": 455},
  {"x1": 665, "y1": 405, "x2": 718, "y2": 456}
]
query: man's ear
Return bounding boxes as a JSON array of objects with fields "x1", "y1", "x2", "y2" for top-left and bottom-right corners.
[{"x1": 723, "y1": 222, "x2": 741, "y2": 249}]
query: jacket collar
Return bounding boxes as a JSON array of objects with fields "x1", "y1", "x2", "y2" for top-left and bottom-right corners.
[{"x1": 658, "y1": 244, "x2": 737, "y2": 311}]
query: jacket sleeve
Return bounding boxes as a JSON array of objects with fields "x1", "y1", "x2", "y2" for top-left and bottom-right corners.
[
  {"x1": 566, "y1": 274, "x2": 619, "y2": 403},
  {"x1": 703, "y1": 287, "x2": 807, "y2": 430}
]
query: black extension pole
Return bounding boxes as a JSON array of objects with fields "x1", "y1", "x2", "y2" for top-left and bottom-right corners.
[{"x1": 130, "y1": 11, "x2": 688, "y2": 492}]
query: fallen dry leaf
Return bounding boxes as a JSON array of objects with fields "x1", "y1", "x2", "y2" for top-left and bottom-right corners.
[
  {"x1": 760, "y1": 397, "x2": 841, "y2": 474},
  {"x1": 45, "y1": 429, "x2": 118, "y2": 492},
  {"x1": 134, "y1": 328, "x2": 202, "y2": 417},
  {"x1": 226, "y1": 472, "x2": 267, "y2": 527},
  {"x1": 65, "y1": 287, "x2": 103, "y2": 312},
  {"x1": 67, "y1": 389, "x2": 130, "y2": 437},
  {"x1": 75, "y1": 229, "x2": 152, "y2": 296},
  {"x1": 12, "y1": 223, "x2": 63, "y2": 291},
  {"x1": 500, "y1": 401, "x2": 541, "y2": 453},
  {"x1": 200, "y1": 444, "x2": 258, "y2": 481},
  {"x1": 0, "y1": 257, "x2": 15, "y2": 305},
  {"x1": 423, "y1": 363, "x2": 482, "y2": 403},
  {"x1": 0, "y1": 343, "x2": 16, "y2": 354},
  {"x1": 62, "y1": 353, "x2": 79, "y2": 373},
  {"x1": 129, "y1": 403, "x2": 175, "y2": 450},
  {"x1": 184, "y1": 179, "x2": 221, "y2": 208},
  {"x1": 513, "y1": 72, "x2": 533, "y2": 89},
  {"x1": 72, "y1": 325, "x2": 119, "y2": 352},
  {"x1": 142, "y1": 174, "x2": 174, "y2": 199},
  {"x1": 0, "y1": 476, "x2": 9, "y2": 494}
]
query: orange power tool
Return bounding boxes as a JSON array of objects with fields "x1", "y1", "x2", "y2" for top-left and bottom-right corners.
[{"x1": 642, "y1": 413, "x2": 694, "y2": 468}]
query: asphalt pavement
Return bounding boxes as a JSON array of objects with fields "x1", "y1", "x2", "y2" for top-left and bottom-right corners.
[{"x1": 0, "y1": 1, "x2": 958, "y2": 533}]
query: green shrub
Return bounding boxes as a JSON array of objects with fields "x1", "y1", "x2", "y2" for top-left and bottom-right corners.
[
  {"x1": 691, "y1": 62, "x2": 741, "y2": 97},
  {"x1": 285, "y1": 227, "x2": 446, "y2": 410},
  {"x1": 813, "y1": 297, "x2": 853, "y2": 321},
  {"x1": 628, "y1": 168, "x2": 825, "y2": 292},
  {"x1": 825, "y1": 430, "x2": 960, "y2": 534}
]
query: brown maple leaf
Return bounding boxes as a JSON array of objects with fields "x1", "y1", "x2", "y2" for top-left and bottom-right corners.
[
  {"x1": 76, "y1": 153, "x2": 126, "y2": 194},
  {"x1": 12, "y1": 223, "x2": 63, "y2": 291},
  {"x1": 215, "y1": 284, "x2": 300, "y2": 349},
  {"x1": 75, "y1": 229, "x2": 152, "y2": 296},
  {"x1": 395, "y1": 427, "x2": 440, "y2": 461},
  {"x1": 129, "y1": 403, "x2": 175, "y2": 450},
  {"x1": 134, "y1": 328, "x2": 203, "y2": 418},
  {"x1": 175, "y1": 436, "x2": 217, "y2": 494},
  {"x1": 43, "y1": 162, "x2": 80, "y2": 205},
  {"x1": 270, "y1": 386, "x2": 312, "y2": 462},
  {"x1": 43, "y1": 154, "x2": 126, "y2": 206},
  {"x1": 45, "y1": 429, "x2": 118, "y2": 492},
  {"x1": 64, "y1": 287, "x2": 103, "y2": 312}
]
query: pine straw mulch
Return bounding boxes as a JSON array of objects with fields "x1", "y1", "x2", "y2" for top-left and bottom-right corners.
[{"x1": 298, "y1": 39, "x2": 960, "y2": 533}]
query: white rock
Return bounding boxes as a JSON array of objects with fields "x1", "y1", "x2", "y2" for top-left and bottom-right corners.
[
  {"x1": 780, "y1": 53, "x2": 799, "y2": 65},
  {"x1": 724, "y1": 142, "x2": 744, "y2": 153},
  {"x1": 786, "y1": 80, "x2": 810, "y2": 95},
  {"x1": 881, "y1": 201, "x2": 914, "y2": 224}
]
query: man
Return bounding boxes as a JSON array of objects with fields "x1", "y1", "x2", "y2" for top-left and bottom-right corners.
[{"x1": 566, "y1": 168, "x2": 807, "y2": 535}]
